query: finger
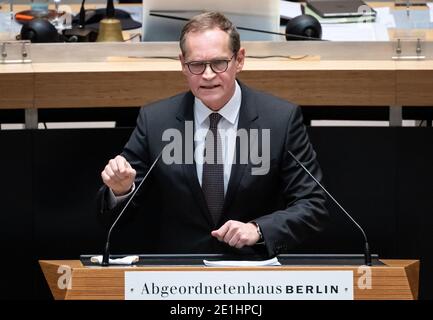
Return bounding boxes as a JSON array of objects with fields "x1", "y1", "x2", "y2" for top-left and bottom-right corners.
[
  {"x1": 101, "y1": 170, "x2": 111, "y2": 184},
  {"x1": 124, "y1": 165, "x2": 136, "y2": 179},
  {"x1": 115, "y1": 155, "x2": 127, "y2": 164},
  {"x1": 211, "y1": 223, "x2": 230, "y2": 241},
  {"x1": 235, "y1": 234, "x2": 248, "y2": 249},
  {"x1": 228, "y1": 232, "x2": 240, "y2": 247},
  {"x1": 124, "y1": 158, "x2": 133, "y2": 169},
  {"x1": 235, "y1": 241, "x2": 245, "y2": 249},
  {"x1": 105, "y1": 165, "x2": 121, "y2": 183},
  {"x1": 129, "y1": 167, "x2": 137, "y2": 178},
  {"x1": 109, "y1": 158, "x2": 119, "y2": 172},
  {"x1": 223, "y1": 222, "x2": 240, "y2": 243},
  {"x1": 116, "y1": 157, "x2": 127, "y2": 175},
  {"x1": 108, "y1": 159, "x2": 123, "y2": 180},
  {"x1": 118, "y1": 156, "x2": 134, "y2": 176},
  {"x1": 210, "y1": 229, "x2": 222, "y2": 241},
  {"x1": 112, "y1": 158, "x2": 131, "y2": 180},
  {"x1": 102, "y1": 170, "x2": 120, "y2": 190},
  {"x1": 111, "y1": 159, "x2": 131, "y2": 181},
  {"x1": 120, "y1": 158, "x2": 136, "y2": 180}
]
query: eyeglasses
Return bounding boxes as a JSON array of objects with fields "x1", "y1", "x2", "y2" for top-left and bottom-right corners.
[{"x1": 185, "y1": 53, "x2": 236, "y2": 75}]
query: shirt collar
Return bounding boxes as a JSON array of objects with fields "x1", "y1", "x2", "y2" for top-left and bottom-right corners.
[{"x1": 194, "y1": 81, "x2": 241, "y2": 125}]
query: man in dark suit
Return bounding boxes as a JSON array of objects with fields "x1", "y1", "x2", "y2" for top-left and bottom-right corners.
[{"x1": 98, "y1": 12, "x2": 328, "y2": 257}]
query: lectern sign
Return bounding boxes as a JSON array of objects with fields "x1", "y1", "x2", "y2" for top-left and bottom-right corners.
[{"x1": 124, "y1": 270, "x2": 353, "y2": 300}]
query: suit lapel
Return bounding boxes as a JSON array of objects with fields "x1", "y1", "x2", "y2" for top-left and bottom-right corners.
[
  {"x1": 223, "y1": 84, "x2": 259, "y2": 215},
  {"x1": 177, "y1": 92, "x2": 215, "y2": 227}
]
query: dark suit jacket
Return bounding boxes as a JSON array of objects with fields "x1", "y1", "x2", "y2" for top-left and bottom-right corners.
[{"x1": 98, "y1": 82, "x2": 328, "y2": 257}]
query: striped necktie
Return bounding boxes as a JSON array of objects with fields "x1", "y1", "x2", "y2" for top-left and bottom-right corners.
[{"x1": 202, "y1": 113, "x2": 224, "y2": 225}]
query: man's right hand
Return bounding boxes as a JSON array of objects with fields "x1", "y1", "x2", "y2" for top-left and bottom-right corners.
[{"x1": 101, "y1": 155, "x2": 136, "y2": 196}]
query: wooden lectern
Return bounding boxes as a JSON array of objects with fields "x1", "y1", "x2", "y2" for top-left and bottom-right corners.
[{"x1": 39, "y1": 258, "x2": 419, "y2": 300}]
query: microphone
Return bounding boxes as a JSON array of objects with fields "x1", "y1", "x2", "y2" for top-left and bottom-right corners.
[
  {"x1": 62, "y1": 0, "x2": 98, "y2": 42},
  {"x1": 287, "y1": 150, "x2": 372, "y2": 266},
  {"x1": 78, "y1": 0, "x2": 86, "y2": 28},
  {"x1": 102, "y1": 149, "x2": 164, "y2": 266},
  {"x1": 149, "y1": 13, "x2": 323, "y2": 41},
  {"x1": 106, "y1": 0, "x2": 115, "y2": 18}
]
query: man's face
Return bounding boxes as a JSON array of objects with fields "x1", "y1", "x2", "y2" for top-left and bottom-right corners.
[{"x1": 180, "y1": 28, "x2": 245, "y2": 111}]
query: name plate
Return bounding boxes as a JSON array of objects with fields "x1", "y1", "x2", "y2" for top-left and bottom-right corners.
[{"x1": 125, "y1": 270, "x2": 353, "y2": 300}]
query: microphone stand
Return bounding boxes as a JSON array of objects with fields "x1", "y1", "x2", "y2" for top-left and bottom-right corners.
[
  {"x1": 62, "y1": 0, "x2": 98, "y2": 42},
  {"x1": 102, "y1": 149, "x2": 164, "y2": 266},
  {"x1": 287, "y1": 150, "x2": 372, "y2": 266}
]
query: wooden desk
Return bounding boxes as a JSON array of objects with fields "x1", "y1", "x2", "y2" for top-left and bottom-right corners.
[
  {"x1": 3, "y1": 55, "x2": 433, "y2": 127},
  {"x1": 39, "y1": 259, "x2": 419, "y2": 300},
  {"x1": 396, "y1": 60, "x2": 433, "y2": 106},
  {"x1": 0, "y1": 64, "x2": 33, "y2": 108},
  {"x1": 17, "y1": 58, "x2": 433, "y2": 108},
  {"x1": 2, "y1": 3, "x2": 433, "y2": 127},
  {"x1": 28, "y1": 59, "x2": 396, "y2": 108}
]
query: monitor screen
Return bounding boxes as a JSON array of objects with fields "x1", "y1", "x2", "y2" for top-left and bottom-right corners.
[{"x1": 142, "y1": 0, "x2": 280, "y2": 41}]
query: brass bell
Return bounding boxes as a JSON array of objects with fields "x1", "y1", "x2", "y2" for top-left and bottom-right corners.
[{"x1": 96, "y1": 18, "x2": 124, "y2": 42}]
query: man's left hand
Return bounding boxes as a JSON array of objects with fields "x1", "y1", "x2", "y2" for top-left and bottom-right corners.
[{"x1": 211, "y1": 220, "x2": 260, "y2": 248}]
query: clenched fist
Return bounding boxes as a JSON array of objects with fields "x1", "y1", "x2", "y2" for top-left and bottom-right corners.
[
  {"x1": 211, "y1": 220, "x2": 260, "y2": 248},
  {"x1": 101, "y1": 155, "x2": 136, "y2": 196}
]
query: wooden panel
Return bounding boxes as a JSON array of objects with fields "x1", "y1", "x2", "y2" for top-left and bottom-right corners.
[
  {"x1": 32, "y1": 69, "x2": 396, "y2": 108},
  {"x1": 396, "y1": 70, "x2": 433, "y2": 106},
  {"x1": 39, "y1": 260, "x2": 69, "y2": 300},
  {"x1": 33, "y1": 70, "x2": 188, "y2": 108},
  {"x1": 2, "y1": 58, "x2": 432, "y2": 109},
  {"x1": 239, "y1": 69, "x2": 395, "y2": 106},
  {"x1": 40, "y1": 260, "x2": 419, "y2": 300},
  {"x1": 0, "y1": 67, "x2": 33, "y2": 109},
  {"x1": 29, "y1": 59, "x2": 397, "y2": 108}
]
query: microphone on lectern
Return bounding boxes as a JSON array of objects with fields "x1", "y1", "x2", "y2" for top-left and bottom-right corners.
[
  {"x1": 287, "y1": 150, "x2": 372, "y2": 266},
  {"x1": 102, "y1": 149, "x2": 164, "y2": 266}
]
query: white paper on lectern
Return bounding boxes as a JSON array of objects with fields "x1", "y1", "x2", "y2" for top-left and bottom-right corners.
[
  {"x1": 203, "y1": 257, "x2": 281, "y2": 267},
  {"x1": 90, "y1": 255, "x2": 139, "y2": 265}
]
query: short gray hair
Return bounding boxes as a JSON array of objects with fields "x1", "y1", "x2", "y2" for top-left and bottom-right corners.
[{"x1": 179, "y1": 12, "x2": 240, "y2": 57}]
